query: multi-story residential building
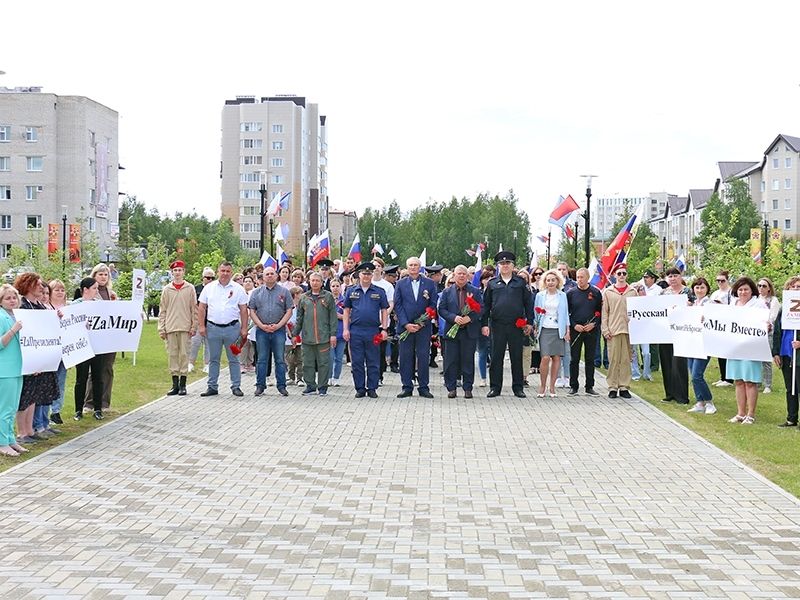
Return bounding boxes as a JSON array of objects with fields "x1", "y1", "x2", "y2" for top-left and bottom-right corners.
[
  {"x1": 593, "y1": 194, "x2": 662, "y2": 239},
  {"x1": 0, "y1": 86, "x2": 119, "y2": 263},
  {"x1": 648, "y1": 189, "x2": 713, "y2": 265},
  {"x1": 327, "y1": 208, "x2": 358, "y2": 258},
  {"x1": 220, "y1": 95, "x2": 327, "y2": 256}
]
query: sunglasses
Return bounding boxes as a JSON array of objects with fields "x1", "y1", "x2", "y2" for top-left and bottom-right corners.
[
  {"x1": 203, "y1": 276, "x2": 213, "y2": 280},
  {"x1": 716, "y1": 279, "x2": 726, "y2": 283},
  {"x1": 757, "y1": 283, "x2": 769, "y2": 288},
  {"x1": 615, "y1": 271, "x2": 627, "y2": 276}
]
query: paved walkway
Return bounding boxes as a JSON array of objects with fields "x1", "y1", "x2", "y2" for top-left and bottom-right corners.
[{"x1": 2, "y1": 361, "x2": 800, "y2": 599}]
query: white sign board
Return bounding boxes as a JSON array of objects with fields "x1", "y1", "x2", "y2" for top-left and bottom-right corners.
[
  {"x1": 83, "y1": 301, "x2": 144, "y2": 353},
  {"x1": 781, "y1": 290, "x2": 800, "y2": 331},
  {"x1": 132, "y1": 269, "x2": 146, "y2": 306},
  {"x1": 627, "y1": 295, "x2": 687, "y2": 344},
  {"x1": 701, "y1": 304, "x2": 771, "y2": 361},
  {"x1": 58, "y1": 304, "x2": 96, "y2": 369},
  {"x1": 13, "y1": 309, "x2": 62, "y2": 375},
  {"x1": 668, "y1": 306, "x2": 707, "y2": 359}
]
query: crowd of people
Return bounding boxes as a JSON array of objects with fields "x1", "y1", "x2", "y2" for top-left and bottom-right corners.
[{"x1": 1, "y1": 252, "x2": 795, "y2": 458}]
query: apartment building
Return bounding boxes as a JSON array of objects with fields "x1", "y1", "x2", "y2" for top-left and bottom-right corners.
[
  {"x1": 0, "y1": 87, "x2": 118, "y2": 262},
  {"x1": 220, "y1": 95, "x2": 327, "y2": 256},
  {"x1": 593, "y1": 194, "x2": 662, "y2": 241},
  {"x1": 327, "y1": 208, "x2": 358, "y2": 258}
]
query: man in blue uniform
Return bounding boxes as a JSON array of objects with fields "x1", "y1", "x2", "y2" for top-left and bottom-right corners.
[
  {"x1": 480, "y1": 251, "x2": 534, "y2": 398},
  {"x1": 343, "y1": 263, "x2": 390, "y2": 398},
  {"x1": 394, "y1": 256, "x2": 438, "y2": 398}
]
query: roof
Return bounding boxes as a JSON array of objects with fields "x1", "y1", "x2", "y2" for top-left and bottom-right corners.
[
  {"x1": 667, "y1": 196, "x2": 690, "y2": 216},
  {"x1": 688, "y1": 189, "x2": 713, "y2": 211},
  {"x1": 764, "y1": 133, "x2": 800, "y2": 155},
  {"x1": 717, "y1": 161, "x2": 758, "y2": 182}
]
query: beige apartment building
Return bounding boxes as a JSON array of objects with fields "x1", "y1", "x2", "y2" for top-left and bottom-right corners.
[
  {"x1": 327, "y1": 208, "x2": 358, "y2": 258},
  {"x1": 0, "y1": 87, "x2": 118, "y2": 263},
  {"x1": 220, "y1": 95, "x2": 327, "y2": 258}
]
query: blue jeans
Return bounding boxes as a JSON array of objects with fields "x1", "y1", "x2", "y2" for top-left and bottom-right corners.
[
  {"x1": 631, "y1": 344, "x2": 652, "y2": 379},
  {"x1": 206, "y1": 323, "x2": 242, "y2": 391},
  {"x1": 477, "y1": 336, "x2": 490, "y2": 379},
  {"x1": 256, "y1": 326, "x2": 287, "y2": 389},
  {"x1": 329, "y1": 337, "x2": 346, "y2": 380},
  {"x1": 688, "y1": 357, "x2": 713, "y2": 402},
  {"x1": 33, "y1": 405, "x2": 49, "y2": 431}
]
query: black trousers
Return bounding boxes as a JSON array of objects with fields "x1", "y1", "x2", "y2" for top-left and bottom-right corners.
[
  {"x1": 659, "y1": 343, "x2": 688, "y2": 403},
  {"x1": 780, "y1": 356, "x2": 800, "y2": 424},
  {"x1": 444, "y1": 330, "x2": 478, "y2": 391},
  {"x1": 569, "y1": 326, "x2": 598, "y2": 391},
  {"x1": 75, "y1": 354, "x2": 105, "y2": 412},
  {"x1": 489, "y1": 322, "x2": 524, "y2": 393}
]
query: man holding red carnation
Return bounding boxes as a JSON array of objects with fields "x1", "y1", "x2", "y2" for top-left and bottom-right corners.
[
  {"x1": 566, "y1": 267, "x2": 603, "y2": 396},
  {"x1": 438, "y1": 265, "x2": 484, "y2": 398},
  {"x1": 394, "y1": 256, "x2": 439, "y2": 398}
]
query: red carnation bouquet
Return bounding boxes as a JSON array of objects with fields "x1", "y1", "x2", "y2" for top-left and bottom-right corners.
[
  {"x1": 373, "y1": 333, "x2": 383, "y2": 345},
  {"x1": 446, "y1": 296, "x2": 481, "y2": 338},
  {"x1": 398, "y1": 306, "x2": 437, "y2": 341},
  {"x1": 572, "y1": 311, "x2": 601, "y2": 346},
  {"x1": 229, "y1": 336, "x2": 246, "y2": 355}
]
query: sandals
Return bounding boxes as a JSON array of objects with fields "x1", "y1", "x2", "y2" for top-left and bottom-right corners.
[{"x1": 728, "y1": 415, "x2": 745, "y2": 423}]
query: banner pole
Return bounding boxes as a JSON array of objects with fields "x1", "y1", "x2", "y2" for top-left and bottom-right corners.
[{"x1": 793, "y1": 330, "x2": 796, "y2": 397}]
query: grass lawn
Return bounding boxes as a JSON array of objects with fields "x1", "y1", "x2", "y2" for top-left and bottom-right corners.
[
  {"x1": 0, "y1": 320, "x2": 210, "y2": 471},
  {"x1": 628, "y1": 357, "x2": 800, "y2": 498}
]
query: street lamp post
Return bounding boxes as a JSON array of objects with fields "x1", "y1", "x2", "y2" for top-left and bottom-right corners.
[
  {"x1": 339, "y1": 232, "x2": 344, "y2": 260},
  {"x1": 763, "y1": 213, "x2": 769, "y2": 262},
  {"x1": 662, "y1": 236, "x2": 666, "y2": 267},
  {"x1": 61, "y1": 205, "x2": 68, "y2": 274},
  {"x1": 269, "y1": 217, "x2": 275, "y2": 257},
  {"x1": 513, "y1": 230, "x2": 518, "y2": 257},
  {"x1": 259, "y1": 173, "x2": 268, "y2": 258},
  {"x1": 581, "y1": 175, "x2": 597, "y2": 268},
  {"x1": 484, "y1": 233, "x2": 489, "y2": 256},
  {"x1": 303, "y1": 230, "x2": 309, "y2": 270},
  {"x1": 574, "y1": 220, "x2": 580, "y2": 266}
]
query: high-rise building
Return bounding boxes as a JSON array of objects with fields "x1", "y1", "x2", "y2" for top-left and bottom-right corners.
[
  {"x1": 221, "y1": 95, "x2": 327, "y2": 260},
  {"x1": 0, "y1": 87, "x2": 119, "y2": 264}
]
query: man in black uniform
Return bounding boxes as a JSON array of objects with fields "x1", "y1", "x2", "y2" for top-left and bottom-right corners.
[
  {"x1": 480, "y1": 251, "x2": 533, "y2": 398},
  {"x1": 425, "y1": 265, "x2": 444, "y2": 368}
]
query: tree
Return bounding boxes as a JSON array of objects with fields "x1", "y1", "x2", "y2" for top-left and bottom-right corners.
[{"x1": 695, "y1": 179, "x2": 761, "y2": 262}]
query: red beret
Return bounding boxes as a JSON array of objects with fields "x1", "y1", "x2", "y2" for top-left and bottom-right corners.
[{"x1": 170, "y1": 260, "x2": 185, "y2": 269}]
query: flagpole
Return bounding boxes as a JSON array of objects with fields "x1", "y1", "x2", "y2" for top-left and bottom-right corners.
[
  {"x1": 574, "y1": 220, "x2": 579, "y2": 266},
  {"x1": 546, "y1": 228, "x2": 551, "y2": 268},
  {"x1": 581, "y1": 175, "x2": 597, "y2": 268}
]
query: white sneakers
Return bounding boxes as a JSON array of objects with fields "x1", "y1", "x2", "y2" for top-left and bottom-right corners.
[
  {"x1": 763, "y1": 387, "x2": 771, "y2": 394},
  {"x1": 201, "y1": 364, "x2": 209, "y2": 374},
  {"x1": 188, "y1": 363, "x2": 195, "y2": 373},
  {"x1": 687, "y1": 403, "x2": 707, "y2": 413},
  {"x1": 705, "y1": 403, "x2": 717, "y2": 414},
  {"x1": 713, "y1": 380, "x2": 732, "y2": 387},
  {"x1": 479, "y1": 379, "x2": 487, "y2": 387}
]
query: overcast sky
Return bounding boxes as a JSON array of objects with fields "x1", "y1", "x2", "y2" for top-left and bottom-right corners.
[{"x1": 3, "y1": 1, "x2": 799, "y2": 250}]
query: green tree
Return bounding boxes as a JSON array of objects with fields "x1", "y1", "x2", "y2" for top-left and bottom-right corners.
[{"x1": 695, "y1": 179, "x2": 761, "y2": 261}]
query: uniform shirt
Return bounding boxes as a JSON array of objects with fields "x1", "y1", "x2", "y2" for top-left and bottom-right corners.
[
  {"x1": 344, "y1": 284, "x2": 389, "y2": 328},
  {"x1": 481, "y1": 275, "x2": 533, "y2": 326},
  {"x1": 199, "y1": 280, "x2": 249, "y2": 325},
  {"x1": 248, "y1": 284, "x2": 294, "y2": 325}
]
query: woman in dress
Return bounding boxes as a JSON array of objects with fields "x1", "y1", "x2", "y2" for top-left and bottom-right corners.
[
  {"x1": 0, "y1": 284, "x2": 27, "y2": 456},
  {"x1": 772, "y1": 276, "x2": 800, "y2": 427},
  {"x1": 757, "y1": 277, "x2": 780, "y2": 394},
  {"x1": 727, "y1": 277, "x2": 768, "y2": 425},
  {"x1": 72, "y1": 278, "x2": 105, "y2": 421},
  {"x1": 534, "y1": 269, "x2": 569, "y2": 397},
  {"x1": 686, "y1": 277, "x2": 715, "y2": 414}
]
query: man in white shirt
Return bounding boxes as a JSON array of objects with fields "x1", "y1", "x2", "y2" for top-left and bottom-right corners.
[
  {"x1": 371, "y1": 257, "x2": 395, "y2": 380},
  {"x1": 198, "y1": 261, "x2": 250, "y2": 397}
]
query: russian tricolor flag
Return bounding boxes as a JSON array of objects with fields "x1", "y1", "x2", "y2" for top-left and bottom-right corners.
[
  {"x1": 348, "y1": 233, "x2": 361, "y2": 263},
  {"x1": 258, "y1": 250, "x2": 277, "y2": 270},
  {"x1": 548, "y1": 195, "x2": 580, "y2": 229},
  {"x1": 268, "y1": 191, "x2": 291, "y2": 217},
  {"x1": 597, "y1": 203, "x2": 645, "y2": 288},
  {"x1": 308, "y1": 230, "x2": 331, "y2": 267}
]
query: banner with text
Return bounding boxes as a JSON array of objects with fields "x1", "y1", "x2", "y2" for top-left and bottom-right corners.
[
  {"x1": 13, "y1": 309, "x2": 62, "y2": 375},
  {"x1": 132, "y1": 269, "x2": 146, "y2": 306},
  {"x1": 701, "y1": 303, "x2": 771, "y2": 361},
  {"x1": 627, "y1": 295, "x2": 685, "y2": 344},
  {"x1": 58, "y1": 304, "x2": 96, "y2": 369},
  {"x1": 781, "y1": 290, "x2": 800, "y2": 331},
  {"x1": 83, "y1": 300, "x2": 144, "y2": 353},
  {"x1": 667, "y1": 306, "x2": 707, "y2": 359}
]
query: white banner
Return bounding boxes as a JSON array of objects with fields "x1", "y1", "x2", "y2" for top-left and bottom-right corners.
[
  {"x1": 781, "y1": 290, "x2": 800, "y2": 331},
  {"x1": 702, "y1": 303, "x2": 771, "y2": 361},
  {"x1": 13, "y1": 309, "x2": 62, "y2": 375},
  {"x1": 132, "y1": 268, "x2": 146, "y2": 306},
  {"x1": 668, "y1": 306, "x2": 707, "y2": 359},
  {"x1": 58, "y1": 305, "x2": 96, "y2": 369},
  {"x1": 627, "y1": 295, "x2": 686, "y2": 344},
  {"x1": 83, "y1": 300, "x2": 144, "y2": 353}
]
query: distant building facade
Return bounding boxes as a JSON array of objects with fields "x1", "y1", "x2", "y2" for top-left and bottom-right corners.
[
  {"x1": 220, "y1": 95, "x2": 327, "y2": 257},
  {"x1": 0, "y1": 87, "x2": 119, "y2": 263},
  {"x1": 327, "y1": 208, "x2": 358, "y2": 258}
]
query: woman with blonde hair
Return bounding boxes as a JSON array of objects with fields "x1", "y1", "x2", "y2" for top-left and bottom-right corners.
[
  {"x1": 0, "y1": 284, "x2": 27, "y2": 456},
  {"x1": 757, "y1": 276, "x2": 780, "y2": 393},
  {"x1": 85, "y1": 263, "x2": 117, "y2": 413},
  {"x1": 533, "y1": 269, "x2": 569, "y2": 397}
]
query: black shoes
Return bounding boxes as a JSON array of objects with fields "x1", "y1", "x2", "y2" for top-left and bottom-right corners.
[
  {"x1": 487, "y1": 389, "x2": 501, "y2": 398},
  {"x1": 396, "y1": 391, "x2": 413, "y2": 398},
  {"x1": 779, "y1": 422, "x2": 797, "y2": 428},
  {"x1": 367, "y1": 390, "x2": 378, "y2": 398},
  {"x1": 585, "y1": 388, "x2": 599, "y2": 396},
  {"x1": 73, "y1": 412, "x2": 83, "y2": 421},
  {"x1": 608, "y1": 390, "x2": 618, "y2": 398},
  {"x1": 255, "y1": 385, "x2": 265, "y2": 396},
  {"x1": 277, "y1": 387, "x2": 289, "y2": 396},
  {"x1": 514, "y1": 390, "x2": 526, "y2": 398},
  {"x1": 619, "y1": 390, "x2": 632, "y2": 399},
  {"x1": 567, "y1": 388, "x2": 579, "y2": 396},
  {"x1": 167, "y1": 376, "x2": 180, "y2": 396},
  {"x1": 93, "y1": 410, "x2": 104, "y2": 420},
  {"x1": 419, "y1": 391, "x2": 434, "y2": 399},
  {"x1": 390, "y1": 366, "x2": 400, "y2": 373},
  {"x1": 355, "y1": 391, "x2": 366, "y2": 398},
  {"x1": 232, "y1": 388, "x2": 244, "y2": 397},
  {"x1": 200, "y1": 388, "x2": 218, "y2": 397},
  {"x1": 50, "y1": 412, "x2": 63, "y2": 425},
  {"x1": 178, "y1": 376, "x2": 187, "y2": 396}
]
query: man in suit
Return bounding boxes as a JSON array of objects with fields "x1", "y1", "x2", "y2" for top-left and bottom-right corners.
[
  {"x1": 394, "y1": 256, "x2": 438, "y2": 398},
  {"x1": 439, "y1": 265, "x2": 484, "y2": 398}
]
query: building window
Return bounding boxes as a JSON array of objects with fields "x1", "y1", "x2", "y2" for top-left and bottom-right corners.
[
  {"x1": 775, "y1": 146, "x2": 780, "y2": 153},
  {"x1": 773, "y1": 219, "x2": 779, "y2": 229},
  {"x1": 272, "y1": 124, "x2": 283, "y2": 133},
  {"x1": 240, "y1": 122, "x2": 263, "y2": 132},
  {"x1": 89, "y1": 189, "x2": 96, "y2": 205},
  {"x1": 761, "y1": 200, "x2": 766, "y2": 212},
  {"x1": 0, "y1": 157, "x2": 9, "y2": 171},
  {"x1": 26, "y1": 157, "x2": 43, "y2": 171},
  {"x1": 786, "y1": 199, "x2": 792, "y2": 210},
  {"x1": 241, "y1": 156, "x2": 262, "y2": 165},
  {"x1": 89, "y1": 160, "x2": 96, "y2": 177},
  {"x1": 240, "y1": 173, "x2": 261, "y2": 183},
  {"x1": 240, "y1": 189, "x2": 260, "y2": 199},
  {"x1": 773, "y1": 158, "x2": 779, "y2": 169},
  {"x1": 271, "y1": 158, "x2": 283, "y2": 167},
  {"x1": 0, "y1": 186, "x2": 10, "y2": 200},
  {"x1": 26, "y1": 215, "x2": 42, "y2": 229},
  {"x1": 272, "y1": 141, "x2": 283, "y2": 150},
  {"x1": 786, "y1": 219, "x2": 792, "y2": 230},
  {"x1": 25, "y1": 185, "x2": 42, "y2": 200},
  {"x1": 240, "y1": 239, "x2": 260, "y2": 250},
  {"x1": 239, "y1": 222, "x2": 261, "y2": 233},
  {"x1": 89, "y1": 131, "x2": 95, "y2": 146},
  {"x1": 773, "y1": 179, "x2": 780, "y2": 190},
  {"x1": 0, "y1": 215, "x2": 10, "y2": 230},
  {"x1": 761, "y1": 181, "x2": 766, "y2": 192},
  {"x1": 773, "y1": 199, "x2": 779, "y2": 210},
  {"x1": 25, "y1": 127, "x2": 39, "y2": 142},
  {"x1": 0, "y1": 126, "x2": 10, "y2": 142},
  {"x1": 88, "y1": 217, "x2": 96, "y2": 231},
  {"x1": 240, "y1": 206, "x2": 258, "y2": 216},
  {"x1": 241, "y1": 139, "x2": 262, "y2": 149},
  {"x1": 271, "y1": 175, "x2": 283, "y2": 184},
  {"x1": 786, "y1": 178, "x2": 792, "y2": 189},
  {"x1": 787, "y1": 158, "x2": 793, "y2": 169},
  {"x1": 0, "y1": 244, "x2": 10, "y2": 259}
]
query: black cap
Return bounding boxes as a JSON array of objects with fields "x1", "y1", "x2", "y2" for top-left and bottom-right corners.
[
  {"x1": 316, "y1": 259, "x2": 334, "y2": 268},
  {"x1": 354, "y1": 262, "x2": 376, "y2": 274},
  {"x1": 384, "y1": 265, "x2": 399, "y2": 276},
  {"x1": 425, "y1": 265, "x2": 444, "y2": 274},
  {"x1": 494, "y1": 251, "x2": 516, "y2": 263}
]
